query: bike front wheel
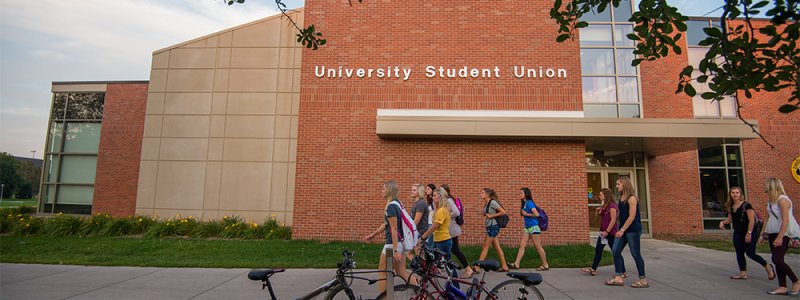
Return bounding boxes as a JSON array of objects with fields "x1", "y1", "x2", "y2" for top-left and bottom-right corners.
[
  {"x1": 489, "y1": 279, "x2": 544, "y2": 300},
  {"x1": 376, "y1": 283, "x2": 426, "y2": 300}
]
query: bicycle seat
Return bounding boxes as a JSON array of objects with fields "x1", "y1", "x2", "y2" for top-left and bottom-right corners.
[
  {"x1": 248, "y1": 269, "x2": 285, "y2": 281},
  {"x1": 506, "y1": 272, "x2": 543, "y2": 285},
  {"x1": 472, "y1": 260, "x2": 500, "y2": 271}
]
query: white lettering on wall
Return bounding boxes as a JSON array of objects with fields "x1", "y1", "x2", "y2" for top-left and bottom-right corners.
[{"x1": 314, "y1": 65, "x2": 567, "y2": 80}]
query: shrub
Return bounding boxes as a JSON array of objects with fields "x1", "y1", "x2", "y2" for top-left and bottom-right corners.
[
  {"x1": 80, "y1": 214, "x2": 113, "y2": 236},
  {"x1": 101, "y1": 217, "x2": 138, "y2": 236},
  {"x1": 191, "y1": 219, "x2": 224, "y2": 238},
  {"x1": 219, "y1": 216, "x2": 245, "y2": 238},
  {"x1": 145, "y1": 219, "x2": 179, "y2": 238},
  {"x1": 131, "y1": 216, "x2": 157, "y2": 235},
  {"x1": 10, "y1": 215, "x2": 44, "y2": 235},
  {"x1": 42, "y1": 213, "x2": 84, "y2": 236}
]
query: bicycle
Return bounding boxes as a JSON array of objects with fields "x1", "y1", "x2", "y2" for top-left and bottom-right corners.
[
  {"x1": 248, "y1": 250, "x2": 420, "y2": 300},
  {"x1": 396, "y1": 245, "x2": 544, "y2": 300}
]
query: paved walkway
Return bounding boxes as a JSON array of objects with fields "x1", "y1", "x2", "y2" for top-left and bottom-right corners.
[{"x1": 1, "y1": 239, "x2": 797, "y2": 299}]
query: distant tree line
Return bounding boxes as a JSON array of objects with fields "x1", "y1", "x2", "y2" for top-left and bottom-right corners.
[{"x1": 0, "y1": 152, "x2": 40, "y2": 199}]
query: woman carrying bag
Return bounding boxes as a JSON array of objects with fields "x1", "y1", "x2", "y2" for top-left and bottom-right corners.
[{"x1": 760, "y1": 178, "x2": 800, "y2": 296}]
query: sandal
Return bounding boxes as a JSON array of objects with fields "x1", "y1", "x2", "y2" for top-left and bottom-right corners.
[
  {"x1": 605, "y1": 278, "x2": 624, "y2": 286},
  {"x1": 622, "y1": 273, "x2": 628, "y2": 278},
  {"x1": 580, "y1": 267, "x2": 597, "y2": 276},
  {"x1": 508, "y1": 263, "x2": 519, "y2": 270},
  {"x1": 630, "y1": 281, "x2": 650, "y2": 288},
  {"x1": 767, "y1": 264, "x2": 776, "y2": 280},
  {"x1": 535, "y1": 265, "x2": 549, "y2": 271},
  {"x1": 729, "y1": 275, "x2": 748, "y2": 280}
]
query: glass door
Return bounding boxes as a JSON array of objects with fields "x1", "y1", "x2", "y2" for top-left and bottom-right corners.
[{"x1": 587, "y1": 172, "x2": 603, "y2": 232}]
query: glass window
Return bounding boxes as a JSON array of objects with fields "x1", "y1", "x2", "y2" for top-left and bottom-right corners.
[
  {"x1": 44, "y1": 155, "x2": 60, "y2": 183},
  {"x1": 57, "y1": 186, "x2": 94, "y2": 205},
  {"x1": 700, "y1": 169, "x2": 728, "y2": 218},
  {"x1": 581, "y1": 49, "x2": 615, "y2": 75},
  {"x1": 617, "y1": 77, "x2": 640, "y2": 103},
  {"x1": 698, "y1": 144, "x2": 724, "y2": 167},
  {"x1": 636, "y1": 169, "x2": 648, "y2": 219},
  {"x1": 43, "y1": 185, "x2": 56, "y2": 204},
  {"x1": 615, "y1": 49, "x2": 637, "y2": 75},
  {"x1": 613, "y1": 24, "x2": 635, "y2": 47},
  {"x1": 59, "y1": 156, "x2": 97, "y2": 184},
  {"x1": 65, "y1": 93, "x2": 104, "y2": 120},
  {"x1": 687, "y1": 20, "x2": 711, "y2": 45},
  {"x1": 726, "y1": 146, "x2": 742, "y2": 167},
  {"x1": 580, "y1": 26, "x2": 613, "y2": 46},
  {"x1": 580, "y1": 8, "x2": 611, "y2": 22},
  {"x1": 619, "y1": 104, "x2": 641, "y2": 118},
  {"x1": 584, "y1": 104, "x2": 618, "y2": 117},
  {"x1": 613, "y1": 0, "x2": 633, "y2": 22},
  {"x1": 634, "y1": 152, "x2": 645, "y2": 167},
  {"x1": 699, "y1": 140, "x2": 745, "y2": 230},
  {"x1": 582, "y1": 77, "x2": 617, "y2": 103},
  {"x1": 51, "y1": 93, "x2": 68, "y2": 120},
  {"x1": 63, "y1": 123, "x2": 102, "y2": 153},
  {"x1": 48, "y1": 123, "x2": 64, "y2": 153}
]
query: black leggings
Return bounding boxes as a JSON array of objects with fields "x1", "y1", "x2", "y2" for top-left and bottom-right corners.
[
  {"x1": 768, "y1": 234, "x2": 799, "y2": 288},
  {"x1": 732, "y1": 230, "x2": 767, "y2": 271},
  {"x1": 451, "y1": 236, "x2": 470, "y2": 270}
]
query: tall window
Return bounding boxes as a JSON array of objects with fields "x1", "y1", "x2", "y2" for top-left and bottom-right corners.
[
  {"x1": 580, "y1": 0, "x2": 642, "y2": 118},
  {"x1": 698, "y1": 138, "x2": 745, "y2": 230},
  {"x1": 687, "y1": 19, "x2": 737, "y2": 118},
  {"x1": 41, "y1": 92, "x2": 104, "y2": 214}
]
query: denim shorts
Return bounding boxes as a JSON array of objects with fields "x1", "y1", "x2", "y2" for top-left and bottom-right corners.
[
  {"x1": 486, "y1": 225, "x2": 500, "y2": 238},
  {"x1": 524, "y1": 225, "x2": 542, "y2": 235}
]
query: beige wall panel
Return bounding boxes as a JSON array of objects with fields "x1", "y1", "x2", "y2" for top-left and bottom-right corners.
[
  {"x1": 272, "y1": 139, "x2": 290, "y2": 162},
  {"x1": 274, "y1": 116, "x2": 291, "y2": 139},
  {"x1": 231, "y1": 18, "x2": 281, "y2": 47},
  {"x1": 292, "y1": 69, "x2": 301, "y2": 92},
  {"x1": 136, "y1": 208, "x2": 155, "y2": 216},
  {"x1": 293, "y1": 48, "x2": 302, "y2": 68},
  {"x1": 143, "y1": 115, "x2": 163, "y2": 137},
  {"x1": 146, "y1": 93, "x2": 165, "y2": 115},
  {"x1": 183, "y1": 39, "x2": 207, "y2": 48},
  {"x1": 169, "y1": 48, "x2": 216, "y2": 69},
  {"x1": 238, "y1": 211, "x2": 274, "y2": 224},
  {"x1": 289, "y1": 139, "x2": 297, "y2": 162},
  {"x1": 206, "y1": 35, "x2": 219, "y2": 48},
  {"x1": 278, "y1": 47, "x2": 295, "y2": 69},
  {"x1": 230, "y1": 48, "x2": 280, "y2": 69},
  {"x1": 164, "y1": 93, "x2": 212, "y2": 115},
  {"x1": 228, "y1": 69, "x2": 278, "y2": 92},
  {"x1": 154, "y1": 161, "x2": 206, "y2": 210},
  {"x1": 276, "y1": 93, "x2": 292, "y2": 116},
  {"x1": 208, "y1": 138, "x2": 224, "y2": 161},
  {"x1": 222, "y1": 138, "x2": 273, "y2": 162},
  {"x1": 203, "y1": 162, "x2": 222, "y2": 211},
  {"x1": 291, "y1": 93, "x2": 300, "y2": 115},
  {"x1": 162, "y1": 115, "x2": 210, "y2": 138},
  {"x1": 216, "y1": 48, "x2": 231, "y2": 69},
  {"x1": 284, "y1": 209, "x2": 293, "y2": 227},
  {"x1": 214, "y1": 69, "x2": 230, "y2": 92},
  {"x1": 152, "y1": 51, "x2": 170, "y2": 69},
  {"x1": 153, "y1": 209, "x2": 204, "y2": 220},
  {"x1": 140, "y1": 138, "x2": 161, "y2": 161},
  {"x1": 210, "y1": 116, "x2": 226, "y2": 138},
  {"x1": 136, "y1": 161, "x2": 158, "y2": 209},
  {"x1": 166, "y1": 69, "x2": 214, "y2": 92},
  {"x1": 290, "y1": 116, "x2": 299, "y2": 139},
  {"x1": 219, "y1": 162, "x2": 272, "y2": 211},
  {"x1": 226, "y1": 93, "x2": 276, "y2": 115},
  {"x1": 159, "y1": 138, "x2": 209, "y2": 161},
  {"x1": 212, "y1": 93, "x2": 228, "y2": 115},
  {"x1": 280, "y1": 22, "x2": 298, "y2": 47},
  {"x1": 270, "y1": 162, "x2": 289, "y2": 211},
  {"x1": 276, "y1": 68, "x2": 293, "y2": 93},
  {"x1": 225, "y1": 116, "x2": 275, "y2": 138},
  {"x1": 219, "y1": 31, "x2": 233, "y2": 47},
  {"x1": 218, "y1": 210, "x2": 234, "y2": 219},
  {"x1": 149, "y1": 70, "x2": 168, "y2": 92},
  {"x1": 201, "y1": 210, "x2": 219, "y2": 222}
]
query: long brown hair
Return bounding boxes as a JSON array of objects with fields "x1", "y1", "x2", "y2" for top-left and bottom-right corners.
[
  {"x1": 724, "y1": 187, "x2": 745, "y2": 214},
  {"x1": 600, "y1": 188, "x2": 616, "y2": 209},
  {"x1": 617, "y1": 176, "x2": 636, "y2": 202}
]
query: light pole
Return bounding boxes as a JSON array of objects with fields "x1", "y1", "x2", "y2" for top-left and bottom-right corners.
[{"x1": 31, "y1": 150, "x2": 36, "y2": 158}]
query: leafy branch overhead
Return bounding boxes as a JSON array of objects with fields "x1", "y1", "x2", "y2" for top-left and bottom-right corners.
[{"x1": 552, "y1": 0, "x2": 800, "y2": 115}]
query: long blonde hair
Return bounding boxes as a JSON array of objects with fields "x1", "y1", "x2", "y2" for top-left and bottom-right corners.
[
  {"x1": 384, "y1": 180, "x2": 399, "y2": 203},
  {"x1": 724, "y1": 187, "x2": 745, "y2": 213},
  {"x1": 434, "y1": 187, "x2": 451, "y2": 210},
  {"x1": 617, "y1": 176, "x2": 636, "y2": 201},
  {"x1": 413, "y1": 183, "x2": 426, "y2": 200},
  {"x1": 765, "y1": 177, "x2": 787, "y2": 204}
]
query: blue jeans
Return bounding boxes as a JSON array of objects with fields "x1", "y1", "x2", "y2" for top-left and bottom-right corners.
[
  {"x1": 732, "y1": 230, "x2": 767, "y2": 271},
  {"x1": 591, "y1": 235, "x2": 615, "y2": 270},
  {"x1": 612, "y1": 231, "x2": 645, "y2": 278},
  {"x1": 434, "y1": 239, "x2": 458, "y2": 287}
]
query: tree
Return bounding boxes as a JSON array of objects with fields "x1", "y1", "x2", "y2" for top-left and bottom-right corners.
[
  {"x1": 0, "y1": 152, "x2": 20, "y2": 199},
  {"x1": 231, "y1": 1, "x2": 798, "y2": 116},
  {"x1": 17, "y1": 161, "x2": 41, "y2": 195},
  {"x1": 15, "y1": 181, "x2": 33, "y2": 199}
]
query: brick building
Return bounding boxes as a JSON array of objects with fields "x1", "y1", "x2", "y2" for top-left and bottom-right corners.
[{"x1": 39, "y1": 2, "x2": 799, "y2": 245}]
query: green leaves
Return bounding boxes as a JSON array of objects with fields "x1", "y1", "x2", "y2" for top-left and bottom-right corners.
[{"x1": 779, "y1": 104, "x2": 799, "y2": 113}]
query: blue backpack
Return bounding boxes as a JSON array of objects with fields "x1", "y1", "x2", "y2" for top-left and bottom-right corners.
[{"x1": 537, "y1": 206, "x2": 549, "y2": 231}]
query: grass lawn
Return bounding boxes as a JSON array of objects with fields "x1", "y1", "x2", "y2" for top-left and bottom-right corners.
[
  {"x1": 0, "y1": 199, "x2": 37, "y2": 208},
  {"x1": 677, "y1": 239, "x2": 800, "y2": 255},
  {"x1": 0, "y1": 236, "x2": 610, "y2": 269}
]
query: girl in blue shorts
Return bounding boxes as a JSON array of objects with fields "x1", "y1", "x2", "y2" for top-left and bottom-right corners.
[{"x1": 510, "y1": 187, "x2": 549, "y2": 271}]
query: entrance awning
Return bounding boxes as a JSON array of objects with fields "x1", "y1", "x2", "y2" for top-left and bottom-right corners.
[{"x1": 375, "y1": 109, "x2": 759, "y2": 155}]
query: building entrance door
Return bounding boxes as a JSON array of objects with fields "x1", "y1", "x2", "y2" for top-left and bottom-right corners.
[{"x1": 587, "y1": 170, "x2": 632, "y2": 232}]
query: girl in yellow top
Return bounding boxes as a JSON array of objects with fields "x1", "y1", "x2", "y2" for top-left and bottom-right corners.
[{"x1": 420, "y1": 187, "x2": 452, "y2": 259}]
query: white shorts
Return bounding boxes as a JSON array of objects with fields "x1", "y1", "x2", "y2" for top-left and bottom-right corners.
[{"x1": 382, "y1": 243, "x2": 408, "y2": 255}]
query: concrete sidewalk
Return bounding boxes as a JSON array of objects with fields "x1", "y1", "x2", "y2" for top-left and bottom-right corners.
[{"x1": 1, "y1": 239, "x2": 797, "y2": 299}]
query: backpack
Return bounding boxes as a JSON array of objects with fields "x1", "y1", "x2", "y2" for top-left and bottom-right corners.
[
  {"x1": 537, "y1": 206, "x2": 549, "y2": 231},
  {"x1": 485, "y1": 200, "x2": 510, "y2": 228},
  {"x1": 389, "y1": 201, "x2": 419, "y2": 251},
  {"x1": 454, "y1": 198, "x2": 465, "y2": 226},
  {"x1": 737, "y1": 201, "x2": 763, "y2": 230}
]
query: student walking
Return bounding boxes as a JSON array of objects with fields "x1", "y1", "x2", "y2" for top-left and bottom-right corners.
[
  {"x1": 424, "y1": 183, "x2": 436, "y2": 249},
  {"x1": 477, "y1": 188, "x2": 509, "y2": 272},
  {"x1": 581, "y1": 188, "x2": 618, "y2": 276},
  {"x1": 441, "y1": 184, "x2": 478, "y2": 278},
  {"x1": 606, "y1": 176, "x2": 648, "y2": 288},
  {"x1": 363, "y1": 180, "x2": 414, "y2": 293},
  {"x1": 760, "y1": 178, "x2": 800, "y2": 296},
  {"x1": 718, "y1": 187, "x2": 774, "y2": 280},
  {"x1": 409, "y1": 183, "x2": 429, "y2": 258},
  {"x1": 509, "y1": 187, "x2": 549, "y2": 271},
  {"x1": 419, "y1": 187, "x2": 453, "y2": 258}
]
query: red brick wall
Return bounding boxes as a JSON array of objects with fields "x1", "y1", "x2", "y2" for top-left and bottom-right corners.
[
  {"x1": 640, "y1": 35, "x2": 694, "y2": 118},
  {"x1": 648, "y1": 149, "x2": 703, "y2": 236},
  {"x1": 92, "y1": 83, "x2": 148, "y2": 217},
  {"x1": 296, "y1": 1, "x2": 588, "y2": 244}
]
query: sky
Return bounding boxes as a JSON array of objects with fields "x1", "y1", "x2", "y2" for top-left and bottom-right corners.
[{"x1": 0, "y1": 0, "x2": 734, "y2": 158}]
